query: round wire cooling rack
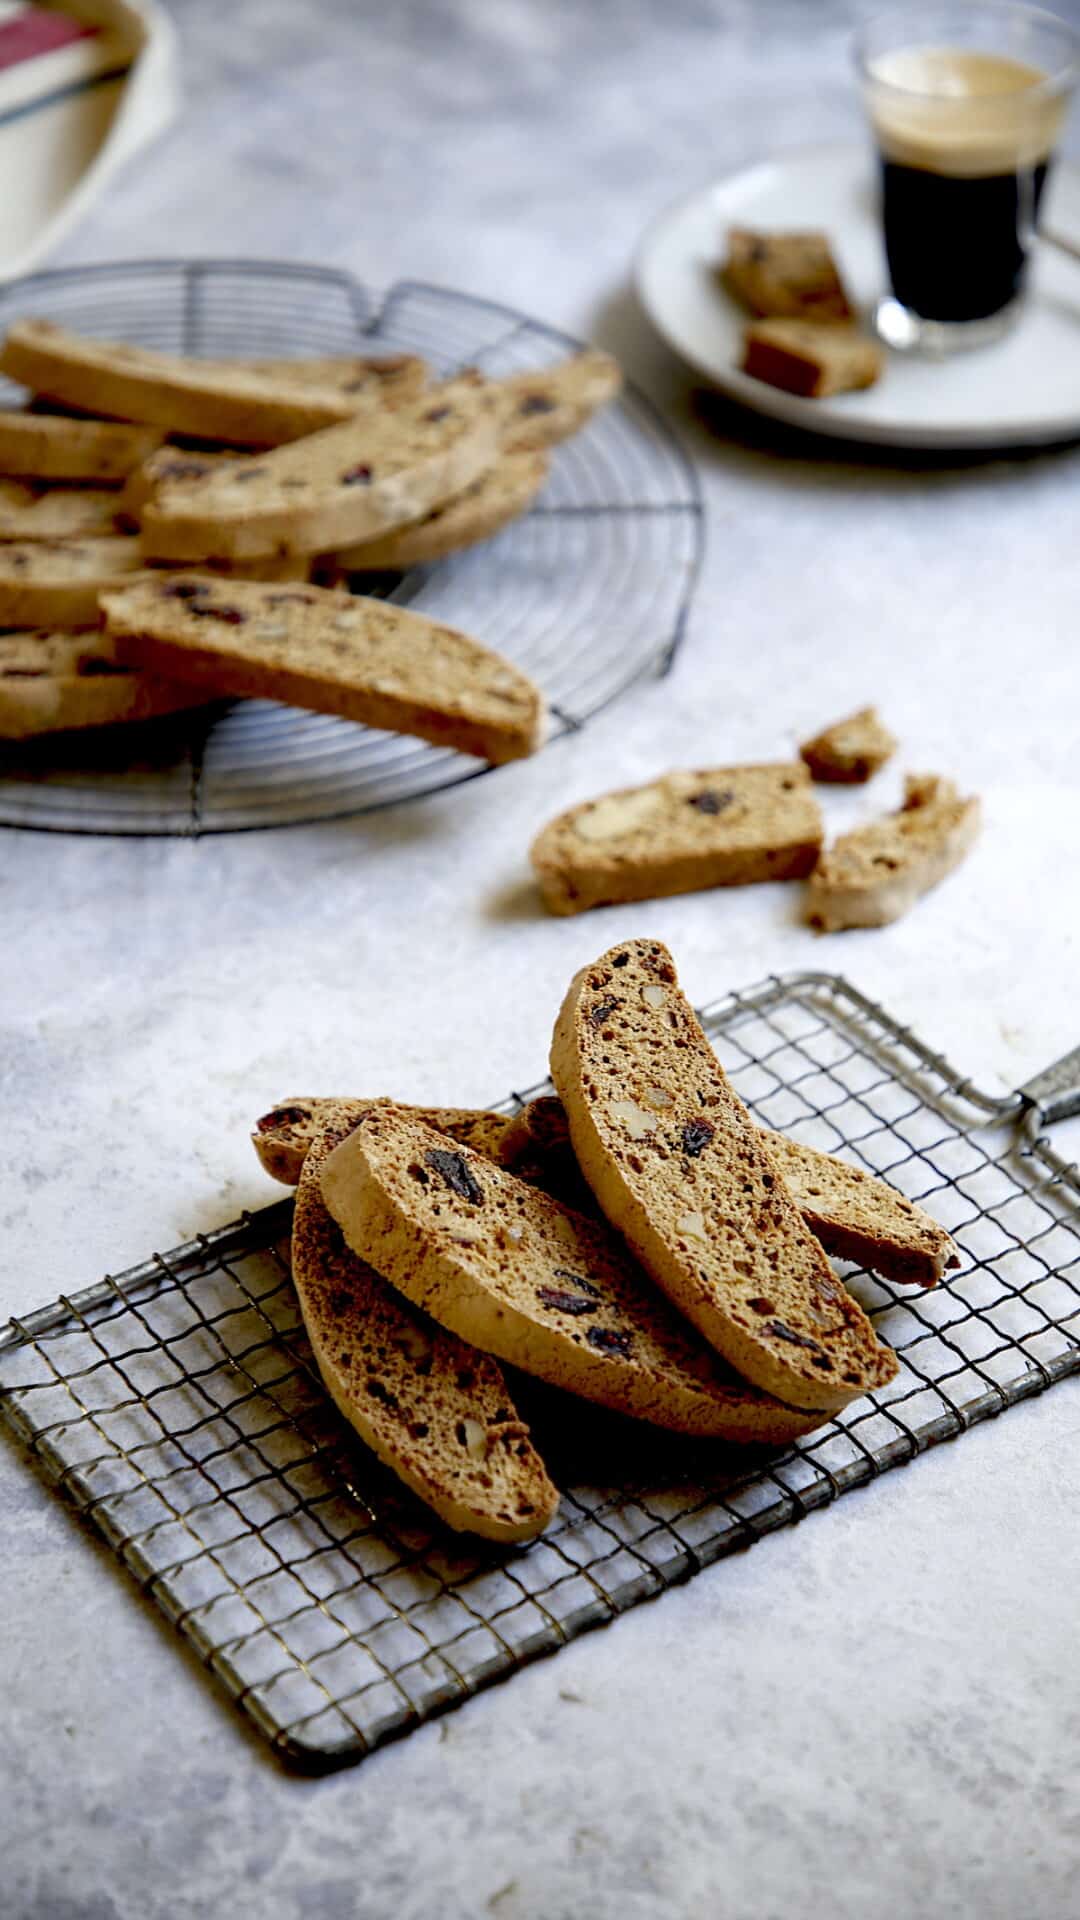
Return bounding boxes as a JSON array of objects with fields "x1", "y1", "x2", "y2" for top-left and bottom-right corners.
[{"x1": 0, "y1": 259, "x2": 704, "y2": 836}]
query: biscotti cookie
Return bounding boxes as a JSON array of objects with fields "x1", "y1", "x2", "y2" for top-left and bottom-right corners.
[
  {"x1": 530, "y1": 764, "x2": 823, "y2": 915},
  {"x1": 0, "y1": 411, "x2": 162, "y2": 482},
  {"x1": 800, "y1": 706, "x2": 897, "y2": 784},
  {"x1": 253, "y1": 1096, "x2": 515, "y2": 1187},
  {"x1": 723, "y1": 229, "x2": 853, "y2": 322},
  {"x1": 0, "y1": 539, "x2": 311, "y2": 628},
  {"x1": 100, "y1": 574, "x2": 545, "y2": 763},
  {"x1": 549, "y1": 939, "x2": 899, "y2": 1412},
  {"x1": 0, "y1": 630, "x2": 208, "y2": 738},
  {"x1": 320, "y1": 1108, "x2": 826, "y2": 1443},
  {"x1": 503, "y1": 1095, "x2": 957, "y2": 1288},
  {"x1": 495, "y1": 351, "x2": 623, "y2": 453},
  {"x1": 0, "y1": 319, "x2": 377, "y2": 445},
  {"x1": 807, "y1": 774, "x2": 981, "y2": 931},
  {"x1": 742, "y1": 321, "x2": 883, "y2": 398},
  {"x1": 329, "y1": 450, "x2": 549, "y2": 570},
  {"x1": 139, "y1": 380, "x2": 501, "y2": 562},
  {"x1": 0, "y1": 537, "x2": 144, "y2": 627},
  {"x1": 294, "y1": 1128, "x2": 557, "y2": 1541},
  {"x1": 764, "y1": 1132, "x2": 959, "y2": 1289},
  {"x1": 0, "y1": 479, "x2": 122, "y2": 541}
]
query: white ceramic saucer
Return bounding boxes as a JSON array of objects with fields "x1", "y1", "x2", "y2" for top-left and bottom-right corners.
[{"x1": 635, "y1": 141, "x2": 1080, "y2": 450}]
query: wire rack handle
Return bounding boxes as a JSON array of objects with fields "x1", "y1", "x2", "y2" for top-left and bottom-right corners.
[{"x1": 1018, "y1": 1041, "x2": 1080, "y2": 1126}]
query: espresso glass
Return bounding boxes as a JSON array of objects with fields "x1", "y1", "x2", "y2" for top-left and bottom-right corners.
[{"x1": 856, "y1": 2, "x2": 1078, "y2": 352}]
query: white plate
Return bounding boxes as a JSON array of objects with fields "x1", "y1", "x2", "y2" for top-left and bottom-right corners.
[{"x1": 635, "y1": 141, "x2": 1080, "y2": 450}]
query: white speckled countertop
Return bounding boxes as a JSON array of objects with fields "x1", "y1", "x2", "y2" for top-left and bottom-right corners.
[{"x1": 4, "y1": 3, "x2": 1080, "y2": 1915}]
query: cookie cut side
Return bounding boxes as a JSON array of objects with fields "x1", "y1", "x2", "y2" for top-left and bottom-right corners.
[
  {"x1": 0, "y1": 411, "x2": 162, "y2": 481},
  {"x1": 100, "y1": 574, "x2": 546, "y2": 764},
  {"x1": 549, "y1": 939, "x2": 899, "y2": 1412},
  {"x1": 329, "y1": 451, "x2": 549, "y2": 570},
  {"x1": 294, "y1": 1129, "x2": 557, "y2": 1542},
  {"x1": 320, "y1": 1107, "x2": 828, "y2": 1443},
  {"x1": 723, "y1": 229, "x2": 853, "y2": 322},
  {"x1": 0, "y1": 319, "x2": 386, "y2": 445},
  {"x1": 530, "y1": 764, "x2": 823, "y2": 915},
  {"x1": 0, "y1": 630, "x2": 209, "y2": 738},
  {"x1": 742, "y1": 321, "x2": 883, "y2": 398},
  {"x1": 139, "y1": 379, "x2": 501, "y2": 561},
  {"x1": 800, "y1": 707, "x2": 897, "y2": 784},
  {"x1": 253, "y1": 1096, "x2": 515, "y2": 1187},
  {"x1": 807, "y1": 774, "x2": 981, "y2": 931}
]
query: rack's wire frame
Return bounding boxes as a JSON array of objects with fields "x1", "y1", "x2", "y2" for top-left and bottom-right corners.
[
  {"x1": 1, "y1": 971, "x2": 1078, "y2": 1772},
  {"x1": 0, "y1": 258, "x2": 704, "y2": 837}
]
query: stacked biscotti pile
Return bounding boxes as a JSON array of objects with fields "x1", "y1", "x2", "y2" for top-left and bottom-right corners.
[
  {"x1": 253, "y1": 938, "x2": 959, "y2": 1541},
  {"x1": 0, "y1": 318, "x2": 622, "y2": 756}
]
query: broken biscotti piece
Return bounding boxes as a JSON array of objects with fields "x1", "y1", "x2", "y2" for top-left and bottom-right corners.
[
  {"x1": 100, "y1": 574, "x2": 545, "y2": 764},
  {"x1": 503, "y1": 1095, "x2": 958, "y2": 1290},
  {"x1": 319, "y1": 1107, "x2": 827, "y2": 1444},
  {"x1": 800, "y1": 706, "x2": 898, "y2": 784},
  {"x1": 742, "y1": 321, "x2": 883, "y2": 398},
  {"x1": 723, "y1": 229, "x2": 853, "y2": 322},
  {"x1": 0, "y1": 630, "x2": 208, "y2": 738},
  {"x1": 530, "y1": 764, "x2": 823, "y2": 915},
  {"x1": 294, "y1": 1126, "x2": 558, "y2": 1541},
  {"x1": 549, "y1": 938, "x2": 899, "y2": 1413},
  {"x1": 807, "y1": 774, "x2": 981, "y2": 931},
  {"x1": 138, "y1": 378, "x2": 500, "y2": 562},
  {"x1": 252, "y1": 1096, "x2": 516, "y2": 1187}
]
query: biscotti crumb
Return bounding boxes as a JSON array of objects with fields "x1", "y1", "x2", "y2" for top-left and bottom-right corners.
[{"x1": 800, "y1": 706, "x2": 898, "y2": 784}]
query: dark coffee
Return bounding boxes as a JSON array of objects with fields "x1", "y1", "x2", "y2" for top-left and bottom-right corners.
[
  {"x1": 865, "y1": 46, "x2": 1066, "y2": 327},
  {"x1": 879, "y1": 155, "x2": 1050, "y2": 320}
]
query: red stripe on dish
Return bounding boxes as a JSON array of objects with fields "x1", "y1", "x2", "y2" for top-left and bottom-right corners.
[{"x1": 0, "y1": 8, "x2": 97, "y2": 74}]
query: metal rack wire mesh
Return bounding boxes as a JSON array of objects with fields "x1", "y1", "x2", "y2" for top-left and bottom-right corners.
[
  {"x1": 0, "y1": 259, "x2": 702, "y2": 835},
  {"x1": 2, "y1": 971, "x2": 1078, "y2": 1771}
]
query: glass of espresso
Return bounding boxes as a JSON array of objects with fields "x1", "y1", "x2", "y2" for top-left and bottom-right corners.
[{"x1": 856, "y1": 3, "x2": 1078, "y2": 351}]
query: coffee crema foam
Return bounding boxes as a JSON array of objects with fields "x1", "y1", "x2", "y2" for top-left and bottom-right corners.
[{"x1": 867, "y1": 47, "x2": 1066, "y2": 175}]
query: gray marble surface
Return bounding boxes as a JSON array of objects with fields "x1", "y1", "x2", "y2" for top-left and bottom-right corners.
[{"x1": 4, "y1": 2, "x2": 1080, "y2": 1915}]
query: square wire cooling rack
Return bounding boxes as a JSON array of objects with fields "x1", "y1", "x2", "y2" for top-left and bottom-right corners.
[{"x1": 2, "y1": 971, "x2": 1078, "y2": 1772}]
